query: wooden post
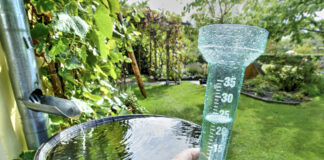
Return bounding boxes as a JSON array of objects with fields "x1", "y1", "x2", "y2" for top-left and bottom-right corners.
[
  {"x1": 165, "y1": 29, "x2": 171, "y2": 85},
  {"x1": 127, "y1": 46, "x2": 147, "y2": 98},
  {"x1": 149, "y1": 30, "x2": 152, "y2": 71},
  {"x1": 118, "y1": 13, "x2": 147, "y2": 98}
]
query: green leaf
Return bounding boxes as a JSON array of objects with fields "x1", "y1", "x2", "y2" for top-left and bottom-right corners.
[
  {"x1": 49, "y1": 40, "x2": 67, "y2": 58},
  {"x1": 88, "y1": 30, "x2": 108, "y2": 59},
  {"x1": 109, "y1": 68, "x2": 117, "y2": 79},
  {"x1": 100, "y1": 87, "x2": 110, "y2": 96},
  {"x1": 134, "y1": 15, "x2": 140, "y2": 23},
  {"x1": 109, "y1": 52, "x2": 119, "y2": 63},
  {"x1": 138, "y1": 11, "x2": 145, "y2": 18},
  {"x1": 95, "y1": 109, "x2": 107, "y2": 118},
  {"x1": 19, "y1": 150, "x2": 36, "y2": 160},
  {"x1": 107, "y1": 40, "x2": 116, "y2": 50},
  {"x1": 83, "y1": 92, "x2": 102, "y2": 101},
  {"x1": 86, "y1": 51, "x2": 97, "y2": 66},
  {"x1": 64, "y1": 1, "x2": 79, "y2": 16},
  {"x1": 65, "y1": 57, "x2": 82, "y2": 70},
  {"x1": 118, "y1": 108, "x2": 131, "y2": 115},
  {"x1": 31, "y1": 23, "x2": 49, "y2": 41},
  {"x1": 126, "y1": 46, "x2": 133, "y2": 52},
  {"x1": 126, "y1": 16, "x2": 131, "y2": 23},
  {"x1": 71, "y1": 97, "x2": 94, "y2": 114},
  {"x1": 108, "y1": 0, "x2": 120, "y2": 13},
  {"x1": 96, "y1": 65, "x2": 108, "y2": 78},
  {"x1": 58, "y1": 69, "x2": 77, "y2": 85},
  {"x1": 94, "y1": 5, "x2": 113, "y2": 39},
  {"x1": 53, "y1": 13, "x2": 89, "y2": 39},
  {"x1": 101, "y1": 0, "x2": 110, "y2": 9},
  {"x1": 48, "y1": 115, "x2": 65, "y2": 123},
  {"x1": 35, "y1": 0, "x2": 56, "y2": 13},
  {"x1": 78, "y1": 46, "x2": 88, "y2": 63},
  {"x1": 124, "y1": 57, "x2": 132, "y2": 63}
]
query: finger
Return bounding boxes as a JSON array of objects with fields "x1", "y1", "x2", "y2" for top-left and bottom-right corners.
[{"x1": 172, "y1": 148, "x2": 200, "y2": 160}]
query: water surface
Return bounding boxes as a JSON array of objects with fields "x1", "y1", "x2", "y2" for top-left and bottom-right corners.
[{"x1": 49, "y1": 117, "x2": 201, "y2": 160}]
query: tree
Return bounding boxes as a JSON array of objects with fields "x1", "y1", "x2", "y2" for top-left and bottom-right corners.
[
  {"x1": 184, "y1": 0, "x2": 244, "y2": 27},
  {"x1": 242, "y1": 0, "x2": 324, "y2": 43}
]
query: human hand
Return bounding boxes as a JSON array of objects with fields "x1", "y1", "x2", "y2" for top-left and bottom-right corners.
[{"x1": 172, "y1": 148, "x2": 200, "y2": 160}]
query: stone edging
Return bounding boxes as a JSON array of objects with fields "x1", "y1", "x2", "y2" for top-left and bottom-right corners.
[{"x1": 241, "y1": 91, "x2": 302, "y2": 105}]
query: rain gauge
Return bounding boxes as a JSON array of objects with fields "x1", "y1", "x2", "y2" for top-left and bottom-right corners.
[{"x1": 198, "y1": 24, "x2": 268, "y2": 160}]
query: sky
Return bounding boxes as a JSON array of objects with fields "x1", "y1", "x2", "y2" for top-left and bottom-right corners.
[
  {"x1": 127, "y1": 0, "x2": 192, "y2": 14},
  {"x1": 315, "y1": 10, "x2": 324, "y2": 21}
]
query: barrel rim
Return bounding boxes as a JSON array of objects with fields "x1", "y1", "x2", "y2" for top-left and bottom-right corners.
[{"x1": 34, "y1": 114, "x2": 200, "y2": 160}]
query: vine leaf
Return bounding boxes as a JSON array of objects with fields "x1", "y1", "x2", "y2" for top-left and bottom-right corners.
[
  {"x1": 83, "y1": 92, "x2": 102, "y2": 101},
  {"x1": 52, "y1": 13, "x2": 89, "y2": 39},
  {"x1": 134, "y1": 15, "x2": 140, "y2": 23},
  {"x1": 100, "y1": 87, "x2": 111, "y2": 97},
  {"x1": 58, "y1": 69, "x2": 77, "y2": 85},
  {"x1": 31, "y1": 23, "x2": 49, "y2": 42},
  {"x1": 101, "y1": 0, "x2": 110, "y2": 9},
  {"x1": 109, "y1": 68, "x2": 117, "y2": 80},
  {"x1": 35, "y1": 0, "x2": 56, "y2": 13},
  {"x1": 96, "y1": 65, "x2": 108, "y2": 78},
  {"x1": 65, "y1": 57, "x2": 82, "y2": 70},
  {"x1": 108, "y1": 0, "x2": 120, "y2": 13},
  {"x1": 119, "y1": 109, "x2": 131, "y2": 115},
  {"x1": 49, "y1": 39, "x2": 67, "y2": 59},
  {"x1": 89, "y1": 30, "x2": 108, "y2": 59},
  {"x1": 71, "y1": 97, "x2": 94, "y2": 114},
  {"x1": 94, "y1": 5, "x2": 113, "y2": 39}
]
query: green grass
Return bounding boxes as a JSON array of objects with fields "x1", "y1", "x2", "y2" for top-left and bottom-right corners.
[
  {"x1": 132, "y1": 82, "x2": 324, "y2": 160},
  {"x1": 133, "y1": 82, "x2": 205, "y2": 124},
  {"x1": 128, "y1": 74, "x2": 154, "y2": 83}
]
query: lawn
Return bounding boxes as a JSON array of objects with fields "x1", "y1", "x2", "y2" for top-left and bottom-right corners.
[
  {"x1": 127, "y1": 74, "x2": 154, "y2": 83},
  {"x1": 132, "y1": 82, "x2": 324, "y2": 160}
]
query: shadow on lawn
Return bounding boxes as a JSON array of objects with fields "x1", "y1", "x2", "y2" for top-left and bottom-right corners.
[
  {"x1": 133, "y1": 84, "x2": 170, "y2": 101},
  {"x1": 155, "y1": 104, "x2": 204, "y2": 125},
  {"x1": 255, "y1": 95, "x2": 324, "y2": 159},
  {"x1": 132, "y1": 84, "x2": 205, "y2": 125}
]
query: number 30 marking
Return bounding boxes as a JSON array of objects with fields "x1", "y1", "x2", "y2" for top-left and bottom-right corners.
[{"x1": 221, "y1": 93, "x2": 233, "y2": 103}]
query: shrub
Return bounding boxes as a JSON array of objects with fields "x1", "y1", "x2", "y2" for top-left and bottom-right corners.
[
  {"x1": 243, "y1": 75, "x2": 279, "y2": 91},
  {"x1": 185, "y1": 63, "x2": 207, "y2": 78},
  {"x1": 299, "y1": 84, "x2": 321, "y2": 97},
  {"x1": 243, "y1": 55, "x2": 323, "y2": 100},
  {"x1": 272, "y1": 92, "x2": 285, "y2": 101},
  {"x1": 265, "y1": 54, "x2": 319, "y2": 92},
  {"x1": 294, "y1": 92, "x2": 306, "y2": 101},
  {"x1": 256, "y1": 87, "x2": 265, "y2": 96},
  {"x1": 316, "y1": 75, "x2": 324, "y2": 93},
  {"x1": 124, "y1": 91, "x2": 147, "y2": 114}
]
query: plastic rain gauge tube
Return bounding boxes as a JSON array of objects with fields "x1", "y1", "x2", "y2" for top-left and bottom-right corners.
[{"x1": 198, "y1": 24, "x2": 269, "y2": 160}]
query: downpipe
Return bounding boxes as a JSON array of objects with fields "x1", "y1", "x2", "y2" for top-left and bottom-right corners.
[{"x1": 0, "y1": 0, "x2": 80, "y2": 149}]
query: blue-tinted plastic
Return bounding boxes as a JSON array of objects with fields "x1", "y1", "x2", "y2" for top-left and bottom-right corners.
[{"x1": 198, "y1": 24, "x2": 268, "y2": 160}]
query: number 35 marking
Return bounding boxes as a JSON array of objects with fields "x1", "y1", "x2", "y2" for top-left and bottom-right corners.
[{"x1": 224, "y1": 77, "x2": 236, "y2": 88}]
